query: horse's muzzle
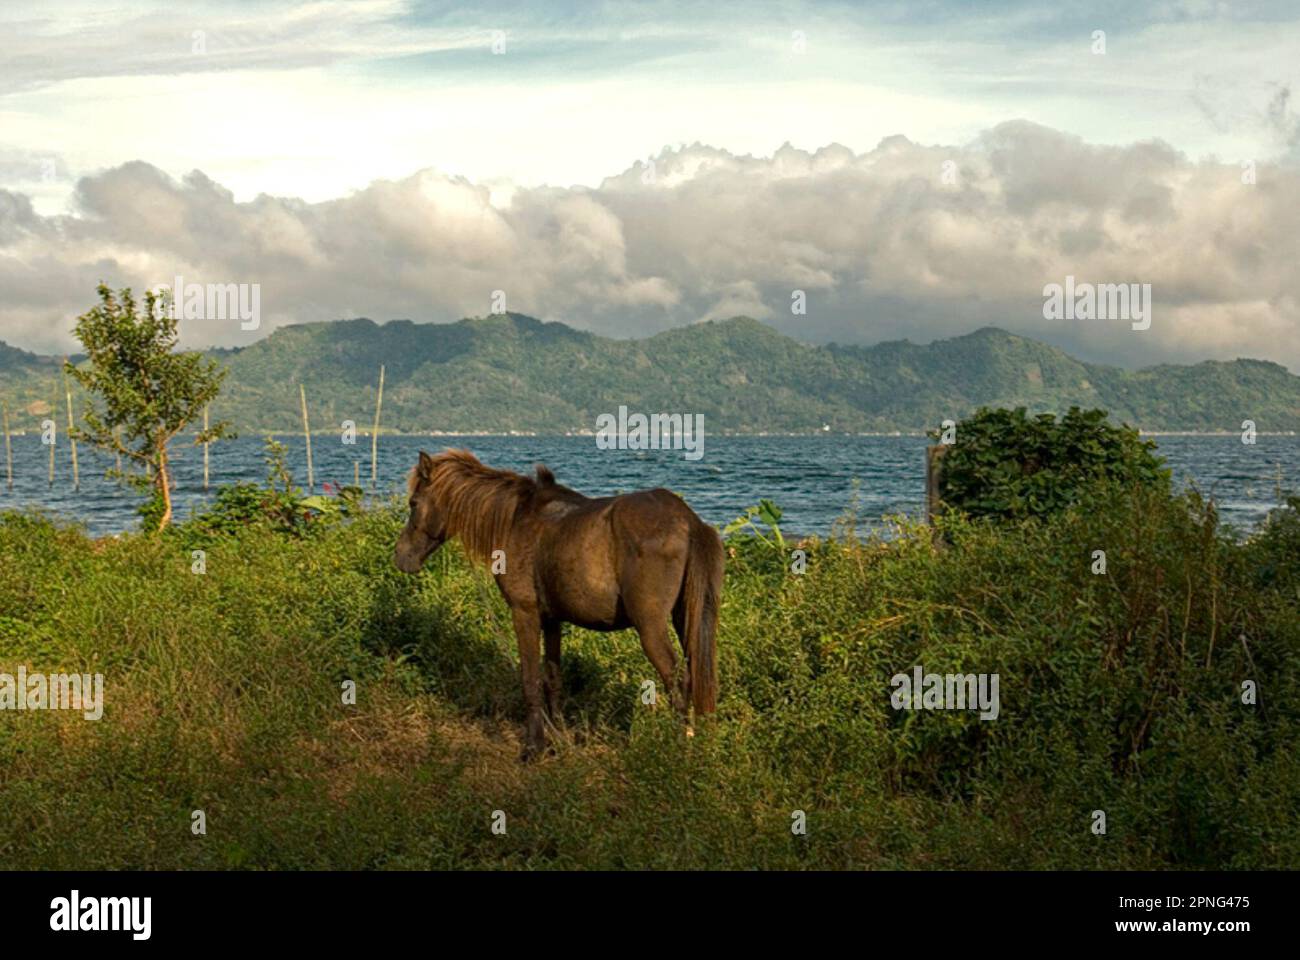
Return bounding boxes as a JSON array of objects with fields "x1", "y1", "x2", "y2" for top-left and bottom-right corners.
[
  {"x1": 393, "y1": 549, "x2": 421, "y2": 574},
  {"x1": 394, "y1": 533, "x2": 442, "y2": 573}
]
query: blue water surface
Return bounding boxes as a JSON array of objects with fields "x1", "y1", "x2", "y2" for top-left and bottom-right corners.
[{"x1": 2, "y1": 433, "x2": 1296, "y2": 538}]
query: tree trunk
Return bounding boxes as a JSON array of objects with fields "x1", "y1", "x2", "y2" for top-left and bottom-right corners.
[{"x1": 156, "y1": 451, "x2": 173, "y2": 530}]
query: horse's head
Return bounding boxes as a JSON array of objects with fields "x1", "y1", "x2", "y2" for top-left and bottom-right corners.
[{"x1": 394, "y1": 451, "x2": 447, "y2": 573}]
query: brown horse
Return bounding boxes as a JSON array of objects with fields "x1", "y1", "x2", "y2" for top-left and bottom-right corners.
[{"x1": 394, "y1": 449, "x2": 724, "y2": 759}]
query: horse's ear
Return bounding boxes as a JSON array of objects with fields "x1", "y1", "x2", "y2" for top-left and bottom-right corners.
[
  {"x1": 418, "y1": 450, "x2": 435, "y2": 478},
  {"x1": 535, "y1": 463, "x2": 555, "y2": 486}
]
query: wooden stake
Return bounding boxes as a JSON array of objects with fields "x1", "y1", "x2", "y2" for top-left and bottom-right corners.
[
  {"x1": 47, "y1": 413, "x2": 55, "y2": 486},
  {"x1": 113, "y1": 426, "x2": 122, "y2": 477},
  {"x1": 370, "y1": 364, "x2": 385, "y2": 488},
  {"x1": 2, "y1": 402, "x2": 11, "y2": 491},
  {"x1": 62, "y1": 360, "x2": 79, "y2": 490},
  {"x1": 925, "y1": 444, "x2": 949, "y2": 524},
  {"x1": 353, "y1": 460, "x2": 360, "y2": 489},
  {"x1": 203, "y1": 405, "x2": 210, "y2": 491},
  {"x1": 299, "y1": 383, "x2": 314, "y2": 492}
]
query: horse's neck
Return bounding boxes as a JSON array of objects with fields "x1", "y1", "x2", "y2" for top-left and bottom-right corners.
[{"x1": 440, "y1": 473, "x2": 529, "y2": 548}]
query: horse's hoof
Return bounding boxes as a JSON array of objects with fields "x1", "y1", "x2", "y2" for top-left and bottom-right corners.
[{"x1": 520, "y1": 732, "x2": 547, "y2": 762}]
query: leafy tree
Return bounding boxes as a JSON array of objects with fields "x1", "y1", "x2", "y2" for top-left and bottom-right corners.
[
  {"x1": 932, "y1": 406, "x2": 1169, "y2": 522},
  {"x1": 66, "y1": 283, "x2": 232, "y2": 530}
]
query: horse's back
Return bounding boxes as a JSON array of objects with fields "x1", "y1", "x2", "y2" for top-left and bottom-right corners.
[
  {"x1": 532, "y1": 487, "x2": 698, "y2": 629},
  {"x1": 607, "y1": 487, "x2": 694, "y2": 546}
]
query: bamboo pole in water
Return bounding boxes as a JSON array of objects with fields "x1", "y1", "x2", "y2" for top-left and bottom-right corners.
[
  {"x1": 112, "y1": 426, "x2": 122, "y2": 477},
  {"x1": 202, "y1": 405, "x2": 210, "y2": 491},
  {"x1": 62, "y1": 360, "x2": 79, "y2": 490},
  {"x1": 370, "y1": 364, "x2": 385, "y2": 488},
  {"x1": 2, "y1": 402, "x2": 11, "y2": 491},
  {"x1": 47, "y1": 409, "x2": 55, "y2": 486},
  {"x1": 299, "y1": 384, "x2": 314, "y2": 492},
  {"x1": 353, "y1": 461, "x2": 360, "y2": 489}
]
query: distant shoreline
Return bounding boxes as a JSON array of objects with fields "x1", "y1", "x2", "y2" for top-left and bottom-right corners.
[
  {"x1": 143, "y1": 429, "x2": 1300, "y2": 439},
  {"x1": 6, "y1": 429, "x2": 1296, "y2": 439}
]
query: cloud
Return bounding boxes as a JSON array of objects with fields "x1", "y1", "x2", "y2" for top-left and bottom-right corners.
[
  {"x1": 0, "y1": 1, "x2": 423, "y2": 96},
  {"x1": 0, "y1": 120, "x2": 1297, "y2": 371}
]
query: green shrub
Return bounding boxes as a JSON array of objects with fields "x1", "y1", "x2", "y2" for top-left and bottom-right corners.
[
  {"x1": 934, "y1": 406, "x2": 1169, "y2": 522},
  {"x1": 722, "y1": 498, "x2": 786, "y2": 551},
  {"x1": 173, "y1": 437, "x2": 363, "y2": 547},
  {"x1": 1245, "y1": 494, "x2": 1300, "y2": 593}
]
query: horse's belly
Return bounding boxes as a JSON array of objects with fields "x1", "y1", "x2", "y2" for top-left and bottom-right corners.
[
  {"x1": 566, "y1": 611, "x2": 633, "y2": 633},
  {"x1": 543, "y1": 587, "x2": 627, "y2": 630},
  {"x1": 538, "y1": 555, "x2": 625, "y2": 628}
]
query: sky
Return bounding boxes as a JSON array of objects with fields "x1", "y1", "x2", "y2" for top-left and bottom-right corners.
[{"x1": 1, "y1": 0, "x2": 1299, "y2": 369}]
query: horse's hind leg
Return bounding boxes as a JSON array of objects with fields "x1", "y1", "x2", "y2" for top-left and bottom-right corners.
[
  {"x1": 543, "y1": 619, "x2": 563, "y2": 722},
  {"x1": 625, "y1": 550, "x2": 690, "y2": 717},
  {"x1": 634, "y1": 620, "x2": 687, "y2": 716},
  {"x1": 510, "y1": 607, "x2": 547, "y2": 761}
]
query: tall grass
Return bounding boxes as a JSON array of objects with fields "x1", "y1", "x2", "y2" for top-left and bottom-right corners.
[{"x1": 0, "y1": 486, "x2": 1296, "y2": 869}]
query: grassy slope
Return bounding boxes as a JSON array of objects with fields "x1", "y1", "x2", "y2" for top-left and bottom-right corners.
[{"x1": 1, "y1": 486, "x2": 1297, "y2": 870}]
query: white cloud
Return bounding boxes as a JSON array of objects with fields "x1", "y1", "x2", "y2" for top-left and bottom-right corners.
[
  {"x1": 1, "y1": 121, "x2": 1297, "y2": 371},
  {"x1": 6, "y1": 1, "x2": 1300, "y2": 215}
]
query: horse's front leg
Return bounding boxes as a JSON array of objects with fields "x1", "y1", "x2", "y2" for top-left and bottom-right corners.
[{"x1": 511, "y1": 607, "x2": 547, "y2": 761}]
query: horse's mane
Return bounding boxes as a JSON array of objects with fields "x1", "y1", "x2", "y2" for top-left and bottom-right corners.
[{"x1": 409, "y1": 449, "x2": 548, "y2": 563}]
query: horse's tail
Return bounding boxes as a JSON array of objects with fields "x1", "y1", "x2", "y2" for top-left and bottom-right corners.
[{"x1": 683, "y1": 520, "x2": 725, "y2": 716}]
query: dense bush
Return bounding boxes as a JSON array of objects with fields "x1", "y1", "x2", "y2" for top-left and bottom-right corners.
[
  {"x1": 0, "y1": 476, "x2": 1295, "y2": 869},
  {"x1": 934, "y1": 406, "x2": 1169, "y2": 522},
  {"x1": 1248, "y1": 495, "x2": 1300, "y2": 594},
  {"x1": 176, "y1": 480, "x2": 363, "y2": 546},
  {"x1": 171, "y1": 438, "x2": 363, "y2": 548}
]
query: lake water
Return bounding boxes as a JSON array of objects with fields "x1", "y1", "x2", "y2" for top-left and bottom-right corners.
[{"x1": 2, "y1": 433, "x2": 1296, "y2": 538}]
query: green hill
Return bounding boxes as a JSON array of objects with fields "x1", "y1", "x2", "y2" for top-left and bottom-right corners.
[
  {"x1": 0, "y1": 341, "x2": 65, "y2": 424},
  {"x1": 2, "y1": 315, "x2": 1298, "y2": 433}
]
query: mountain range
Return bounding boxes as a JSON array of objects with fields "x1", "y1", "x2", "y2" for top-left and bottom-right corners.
[{"x1": 1, "y1": 315, "x2": 1298, "y2": 434}]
